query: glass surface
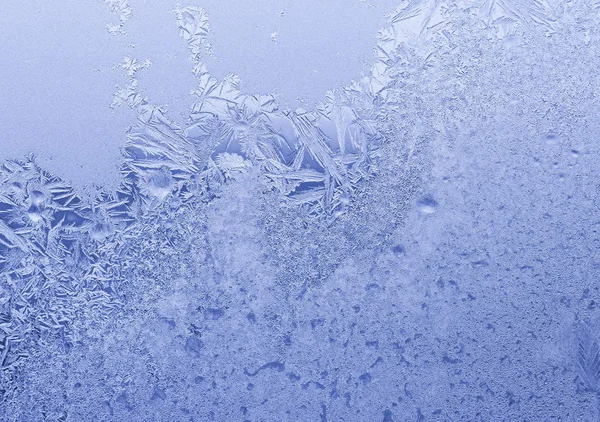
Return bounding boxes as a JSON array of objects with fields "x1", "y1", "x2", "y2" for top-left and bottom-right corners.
[{"x1": 1, "y1": 1, "x2": 600, "y2": 420}]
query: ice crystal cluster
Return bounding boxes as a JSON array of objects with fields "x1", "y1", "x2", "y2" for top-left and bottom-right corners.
[{"x1": 2, "y1": 0, "x2": 600, "y2": 420}]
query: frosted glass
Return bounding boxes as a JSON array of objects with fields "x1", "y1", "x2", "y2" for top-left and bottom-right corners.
[{"x1": 1, "y1": 1, "x2": 600, "y2": 420}]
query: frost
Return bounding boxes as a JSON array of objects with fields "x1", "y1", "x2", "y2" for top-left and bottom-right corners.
[
  {"x1": 119, "y1": 56, "x2": 152, "y2": 78},
  {"x1": 0, "y1": 157, "x2": 122, "y2": 374},
  {"x1": 576, "y1": 320, "x2": 600, "y2": 393},
  {"x1": 214, "y1": 153, "x2": 252, "y2": 178},
  {"x1": 173, "y1": 6, "x2": 388, "y2": 215},
  {"x1": 103, "y1": 0, "x2": 132, "y2": 35},
  {"x1": 175, "y1": 6, "x2": 213, "y2": 62},
  {"x1": 2, "y1": 0, "x2": 600, "y2": 420},
  {"x1": 111, "y1": 57, "x2": 152, "y2": 109}
]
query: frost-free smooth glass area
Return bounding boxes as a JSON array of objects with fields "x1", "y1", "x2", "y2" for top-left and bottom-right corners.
[{"x1": 1, "y1": 1, "x2": 600, "y2": 421}]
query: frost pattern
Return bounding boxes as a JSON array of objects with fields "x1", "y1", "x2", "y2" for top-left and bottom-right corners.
[
  {"x1": 112, "y1": 57, "x2": 152, "y2": 109},
  {"x1": 0, "y1": 158, "x2": 122, "y2": 370},
  {"x1": 577, "y1": 321, "x2": 600, "y2": 393},
  {"x1": 176, "y1": 6, "x2": 213, "y2": 60},
  {"x1": 2, "y1": 0, "x2": 600, "y2": 420},
  {"x1": 102, "y1": 0, "x2": 133, "y2": 35}
]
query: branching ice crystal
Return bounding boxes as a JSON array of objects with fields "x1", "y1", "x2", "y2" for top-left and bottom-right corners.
[{"x1": 103, "y1": 0, "x2": 133, "y2": 35}]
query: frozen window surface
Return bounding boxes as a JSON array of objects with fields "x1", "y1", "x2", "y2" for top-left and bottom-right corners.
[
  {"x1": 0, "y1": 0, "x2": 134, "y2": 192},
  {"x1": 1, "y1": 0, "x2": 600, "y2": 421},
  {"x1": 198, "y1": 0, "x2": 400, "y2": 107}
]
